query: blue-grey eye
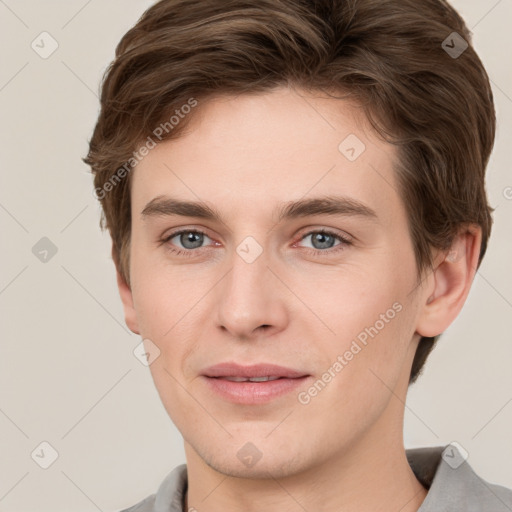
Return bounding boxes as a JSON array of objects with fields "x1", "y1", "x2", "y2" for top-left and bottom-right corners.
[
  {"x1": 304, "y1": 231, "x2": 339, "y2": 250},
  {"x1": 172, "y1": 230, "x2": 208, "y2": 249}
]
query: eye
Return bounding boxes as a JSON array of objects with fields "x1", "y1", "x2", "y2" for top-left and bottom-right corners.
[
  {"x1": 296, "y1": 229, "x2": 352, "y2": 255},
  {"x1": 162, "y1": 229, "x2": 214, "y2": 256},
  {"x1": 160, "y1": 227, "x2": 352, "y2": 258}
]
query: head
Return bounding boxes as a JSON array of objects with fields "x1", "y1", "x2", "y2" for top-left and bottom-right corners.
[{"x1": 85, "y1": 0, "x2": 495, "y2": 478}]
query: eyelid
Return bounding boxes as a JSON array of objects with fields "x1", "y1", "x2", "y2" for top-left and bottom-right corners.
[
  {"x1": 161, "y1": 223, "x2": 210, "y2": 237},
  {"x1": 295, "y1": 226, "x2": 353, "y2": 244}
]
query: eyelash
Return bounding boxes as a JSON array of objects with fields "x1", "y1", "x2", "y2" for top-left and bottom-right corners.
[{"x1": 160, "y1": 228, "x2": 352, "y2": 258}]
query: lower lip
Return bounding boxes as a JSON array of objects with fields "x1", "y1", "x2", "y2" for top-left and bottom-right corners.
[{"x1": 202, "y1": 376, "x2": 310, "y2": 404}]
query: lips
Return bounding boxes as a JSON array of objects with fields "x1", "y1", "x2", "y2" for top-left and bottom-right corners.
[
  {"x1": 201, "y1": 363, "x2": 310, "y2": 404},
  {"x1": 201, "y1": 362, "x2": 308, "y2": 379},
  {"x1": 222, "y1": 376, "x2": 281, "y2": 382}
]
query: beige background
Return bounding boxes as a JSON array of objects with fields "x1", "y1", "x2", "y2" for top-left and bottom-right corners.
[{"x1": 0, "y1": 1, "x2": 511, "y2": 511}]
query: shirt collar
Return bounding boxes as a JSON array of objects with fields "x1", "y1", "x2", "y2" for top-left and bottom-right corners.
[{"x1": 146, "y1": 444, "x2": 512, "y2": 512}]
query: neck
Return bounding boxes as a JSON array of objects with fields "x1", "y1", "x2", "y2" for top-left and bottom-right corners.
[{"x1": 183, "y1": 407, "x2": 427, "y2": 512}]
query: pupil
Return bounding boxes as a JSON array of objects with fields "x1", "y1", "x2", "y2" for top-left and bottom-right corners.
[
  {"x1": 313, "y1": 233, "x2": 333, "y2": 249},
  {"x1": 181, "y1": 232, "x2": 202, "y2": 249}
]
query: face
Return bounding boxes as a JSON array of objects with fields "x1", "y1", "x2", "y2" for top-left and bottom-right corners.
[{"x1": 123, "y1": 87, "x2": 428, "y2": 478}]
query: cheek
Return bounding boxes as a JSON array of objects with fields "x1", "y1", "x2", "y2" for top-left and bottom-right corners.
[
  {"x1": 296, "y1": 262, "x2": 415, "y2": 396},
  {"x1": 130, "y1": 278, "x2": 170, "y2": 339},
  {"x1": 144, "y1": 356, "x2": 202, "y2": 440},
  {"x1": 294, "y1": 301, "x2": 413, "y2": 443},
  {"x1": 298, "y1": 262, "x2": 406, "y2": 340},
  {"x1": 129, "y1": 239, "x2": 198, "y2": 338}
]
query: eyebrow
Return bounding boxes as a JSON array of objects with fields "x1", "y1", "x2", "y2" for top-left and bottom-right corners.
[{"x1": 141, "y1": 195, "x2": 378, "y2": 223}]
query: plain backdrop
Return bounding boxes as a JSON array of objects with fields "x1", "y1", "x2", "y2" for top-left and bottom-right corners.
[{"x1": 1, "y1": 1, "x2": 511, "y2": 511}]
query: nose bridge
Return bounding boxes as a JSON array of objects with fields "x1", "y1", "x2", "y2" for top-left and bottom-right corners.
[{"x1": 214, "y1": 237, "x2": 287, "y2": 337}]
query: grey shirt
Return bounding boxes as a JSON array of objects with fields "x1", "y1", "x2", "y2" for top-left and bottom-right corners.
[{"x1": 120, "y1": 444, "x2": 512, "y2": 511}]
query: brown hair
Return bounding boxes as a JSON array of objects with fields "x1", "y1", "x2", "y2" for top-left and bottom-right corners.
[{"x1": 84, "y1": 0, "x2": 495, "y2": 384}]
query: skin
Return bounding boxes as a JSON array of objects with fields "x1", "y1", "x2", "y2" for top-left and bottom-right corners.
[{"x1": 117, "y1": 86, "x2": 481, "y2": 512}]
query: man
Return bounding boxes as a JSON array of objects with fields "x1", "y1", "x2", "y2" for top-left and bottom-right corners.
[{"x1": 85, "y1": 0, "x2": 512, "y2": 510}]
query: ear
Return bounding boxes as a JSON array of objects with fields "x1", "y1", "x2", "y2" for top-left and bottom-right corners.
[
  {"x1": 112, "y1": 244, "x2": 140, "y2": 335},
  {"x1": 415, "y1": 225, "x2": 482, "y2": 338}
]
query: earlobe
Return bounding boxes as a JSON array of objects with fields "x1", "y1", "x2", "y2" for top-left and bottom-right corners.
[
  {"x1": 112, "y1": 245, "x2": 140, "y2": 335},
  {"x1": 416, "y1": 226, "x2": 482, "y2": 338},
  {"x1": 116, "y1": 270, "x2": 140, "y2": 335}
]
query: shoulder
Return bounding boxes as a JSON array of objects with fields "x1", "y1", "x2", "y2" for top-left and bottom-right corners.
[
  {"x1": 118, "y1": 464, "x2": 188, "y2": 512},
  {"x1": 446, "y1": 459, "x2": 512, "y2": 511},
  {"x1": 407, "y1": 444, "x2": 512, "y2": 512},
  {"x1": 119, "y1": 494, "x2": 156, "y2": 512}
]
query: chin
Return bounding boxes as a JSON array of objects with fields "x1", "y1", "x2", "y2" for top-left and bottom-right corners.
[{"x1": 196, "y1": 440, "x2": 313, "y2": 480}]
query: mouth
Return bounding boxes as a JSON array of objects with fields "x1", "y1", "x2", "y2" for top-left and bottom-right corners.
[
  {"x1": 215, "y1": 375, "x2": 286, "y2": 382},
  {"x1": 201, "y1": 362, "x2": 311, "y2": 404}
]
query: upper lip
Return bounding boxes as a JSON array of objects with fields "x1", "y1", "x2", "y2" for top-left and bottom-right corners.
[{"x1": 202, "y1": 362, "x2": 308, "y2": 379}]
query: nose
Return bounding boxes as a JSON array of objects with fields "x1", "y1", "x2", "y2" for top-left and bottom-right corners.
[{"x1": 214, "y1": 244, "x2": 289, "y2": 340}]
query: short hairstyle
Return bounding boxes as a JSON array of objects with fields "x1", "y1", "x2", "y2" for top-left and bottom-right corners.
[{"x1": 84, "y1": 0, "x2": 496, "y2": 385}]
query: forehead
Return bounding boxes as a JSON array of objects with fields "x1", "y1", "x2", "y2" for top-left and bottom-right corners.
[{"x1": 131, "y1": 87, "x2": 404, "y2": 226}]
